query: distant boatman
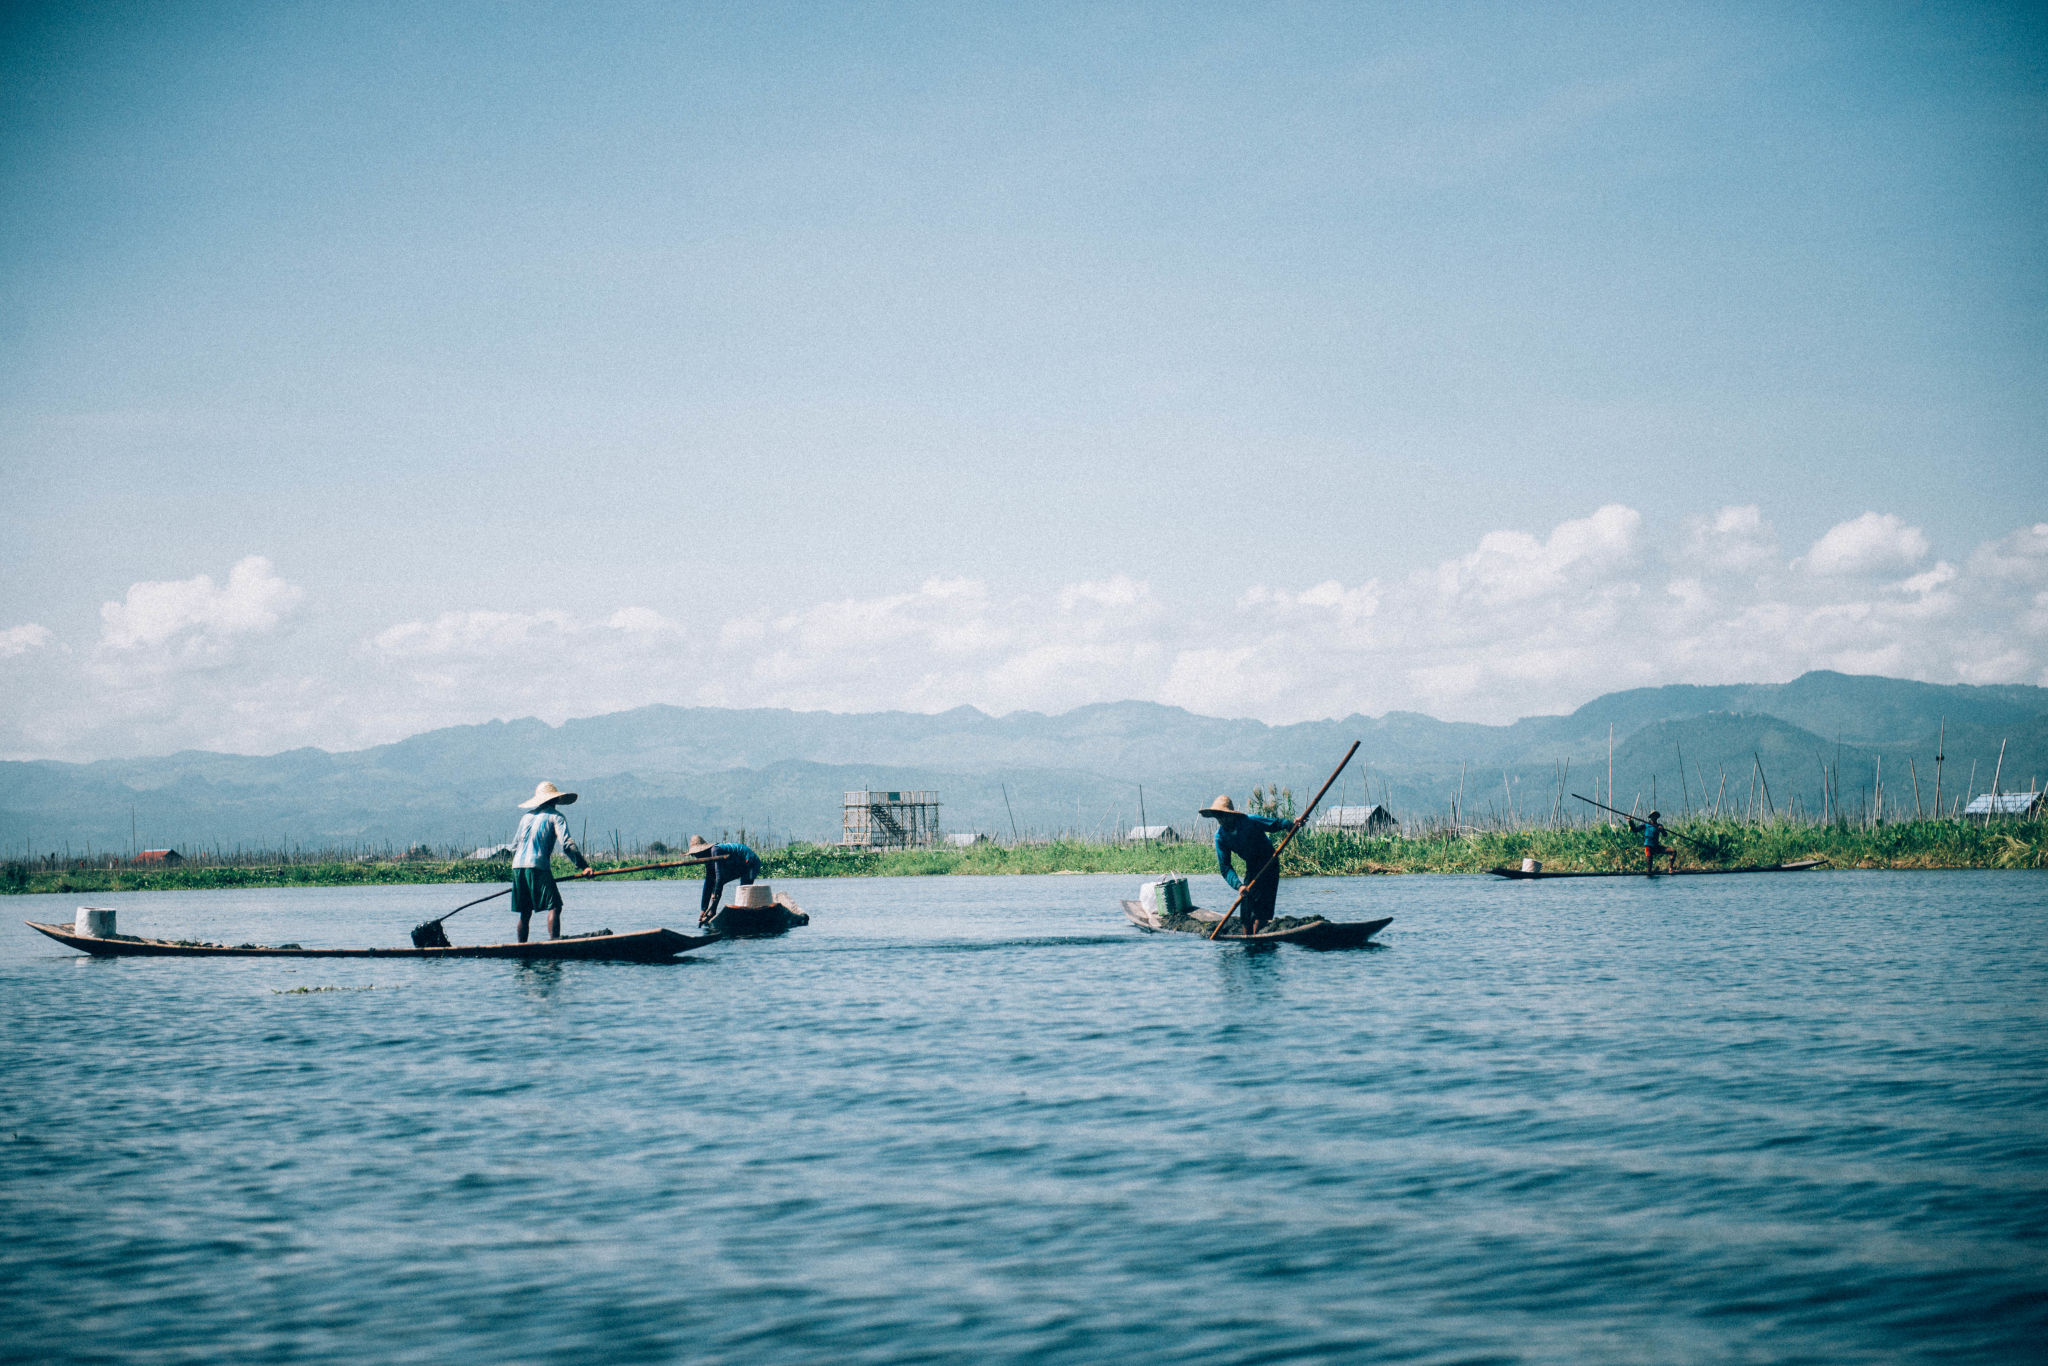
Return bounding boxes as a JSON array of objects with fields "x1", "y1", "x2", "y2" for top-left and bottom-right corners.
[
  {"x1": 512, "y1": 782, "x2": 592, "y2": 941},
  {"x1": 1632, "y1": 810, "x2": 1678, "y2": 875},
  {"x1": 1200, "y1": 794, "x2": 1302, "y2": 936},
  {"x1": 689, "y1": 836, "x2": 761, "y2": 926}
]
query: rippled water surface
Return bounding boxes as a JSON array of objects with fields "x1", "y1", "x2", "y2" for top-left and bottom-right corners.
[{"x1": 4, "y1": 871, "x2": 2045, "y2": 1364}]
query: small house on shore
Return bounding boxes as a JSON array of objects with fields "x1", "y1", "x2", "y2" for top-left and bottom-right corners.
[
  {"x1": 1315, "y1": 805, "x2": 1399, "y2": 835},
  {"x1": 1125, "y1": 825, "x2": 1179, "y2": 842},
  {"x1": 1963, "y1": 792, "x2": 2043, "y2": 819},
  {"x1": 943, "y1": 832, "x2": 989, "y2": 847},
  {"x1": 135, "y1": 849, "x2": 183, "y2": 866}
]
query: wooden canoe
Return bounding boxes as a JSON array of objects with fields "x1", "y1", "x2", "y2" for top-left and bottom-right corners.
[
  {"x1": 26, "y1": 921, "x2": 713, "y2": 962},
  {"x1": 1487, "y1": 857, "x2": 1829, "y2": 880},
  {"x1": 1120, "y1": 901, "x2": 1391, "y2": 948},
  {"x1": 705, "y1": 893, "x2": 810, "y2": 938}
]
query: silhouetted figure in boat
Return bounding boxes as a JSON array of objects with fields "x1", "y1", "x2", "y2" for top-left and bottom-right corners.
[
  {"x1": 1202, "y1": 794, "x2": 1302, "y2": 936},
  {"x1": 1632, "y1": 810, "x2": 1679, "y2": 874},
  {"x1": 689, "y1": 836, "x2": 760, "y2": 926},
  {"x1": 512, "y1": 782, "x2": 592, "y2": 941}
]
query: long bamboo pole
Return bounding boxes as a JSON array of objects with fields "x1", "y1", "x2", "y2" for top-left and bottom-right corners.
[
  {"x1": 1207, "y1": 742, "x2": 1359, "y2": 940},
  {"x1": 413, "y1": 857, "x2": 716, "y2": 937}
]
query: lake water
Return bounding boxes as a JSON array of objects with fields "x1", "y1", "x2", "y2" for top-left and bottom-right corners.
[{"x1": 3, "y1": 870, "x2": 2044, "y2": 1365}]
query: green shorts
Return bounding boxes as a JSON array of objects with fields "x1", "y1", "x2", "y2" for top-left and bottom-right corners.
[{"x1": 511, "y1": 867, "x2": 562, "y2": 918}]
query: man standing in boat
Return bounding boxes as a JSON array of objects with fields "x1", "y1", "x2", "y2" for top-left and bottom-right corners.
[
  {"x1": 1201, "y1": 795, "x2": 1302, "y2": 936},
  {"x1": 1632, "y1": 810, "x2": 1678, "y2": 875},
  {"x1": 689, "y1": 836, "x2": 760, "y2": 926},
  {"x1": 512, "y1": 781, "x2": 592, "y2": 941}
]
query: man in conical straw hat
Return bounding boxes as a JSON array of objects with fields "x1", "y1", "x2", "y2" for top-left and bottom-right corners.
[
  {"x1": 1200, "y1": 793, "x2": 1302, "y2": 937},
  {"x1": 687, "y1": 834, "x2": 760, "y2": 928},
  {"x1": 510, "y1": 781, "x2": 592, "y2": 942}
]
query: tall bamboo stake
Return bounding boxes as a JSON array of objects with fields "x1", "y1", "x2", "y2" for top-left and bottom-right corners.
[{"x1": 1933, "y1": 718, "x2": 1945, "y2": 820}]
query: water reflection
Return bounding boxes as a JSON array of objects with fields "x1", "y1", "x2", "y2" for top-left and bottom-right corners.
[
  {"x1": 1216, "y1": 939, "x2": 1284, "y2": 1002},
  {"x1": 512, "y1": 959, "x2": 566, "y2": 1000}
]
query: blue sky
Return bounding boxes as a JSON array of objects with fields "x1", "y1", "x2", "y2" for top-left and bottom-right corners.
[{"x1": 2, "y1": 2, "x2": 2044, "y2": 759}]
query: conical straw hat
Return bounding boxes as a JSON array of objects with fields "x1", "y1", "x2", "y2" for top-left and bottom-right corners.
[
  {"x1": 518, "y1": 781, "x2": 577, "y2": 810},
  {"x1": 1199, "y1": 794, "x2": 1240, "y2": 818}
]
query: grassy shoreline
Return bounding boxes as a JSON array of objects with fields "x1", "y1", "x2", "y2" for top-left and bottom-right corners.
[{"x1": 6, "y1": 819, "x2": 2041, "y2": 896}]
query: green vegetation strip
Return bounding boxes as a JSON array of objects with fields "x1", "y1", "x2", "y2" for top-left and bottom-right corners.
[{"x1": 6, "y1": 819, "x2": 2042, "y2": 896}]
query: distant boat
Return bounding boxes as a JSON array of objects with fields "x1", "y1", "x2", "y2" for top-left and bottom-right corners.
[
  {"x1": 1120, "y1": 900, "x2": 1390, "y2": 948},
  {"x1": 27, "y1": 920, "x2": 711, "y2": 962},
  {"x1": 1487, "y1": 858, "x2": 1828, "y2": 880}
]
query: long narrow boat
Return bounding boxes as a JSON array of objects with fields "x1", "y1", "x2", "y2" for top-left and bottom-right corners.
[
  {"x1": 1120, "y1": 901, "x2": 1391, "y2": 948},
  {"x1": 26, "y1": 921, "x2": 713, "y2": 962},
  {"x1": 1487, "y1": 857, "x2": 1828, "y2": 880}
]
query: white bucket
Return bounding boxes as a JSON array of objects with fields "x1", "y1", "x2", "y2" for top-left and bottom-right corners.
[
  {"x1": 76, "y1": 906, "x2": 116, "y2": 937},
  {"x1": 1521, "y1": 858, "x2": 1541, "y2": 874},
  {"x1": 732, "y1": 884, "x2": 775, "y2": 909}
]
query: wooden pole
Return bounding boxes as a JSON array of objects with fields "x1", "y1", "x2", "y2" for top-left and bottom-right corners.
[
  {"x1": 1933, "y1": 718, "x2": 1944, "y2": 819},
  {"x1": 1207, "y1": 742, "x2": 1358, "y2": 940},
  {"x1": 1990, "y1": 740, "x2": 2008, "y2": 817}
]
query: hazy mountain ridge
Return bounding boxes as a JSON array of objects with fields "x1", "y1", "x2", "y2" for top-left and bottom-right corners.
[{"x1": 4, "y1": 672, "x2": 2042, "y2": 853}]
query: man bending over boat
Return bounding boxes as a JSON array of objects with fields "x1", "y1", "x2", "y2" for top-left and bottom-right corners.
[
  {"x1": 512, "y1": 782, "x2": 592, "y2": 941},
  {"x1": 1632, "y1": 810, "x2": 1678, "y2": 875},
  {"x1": 1201, "y1": 795, "x2": 1302, "y2": 936},
  {"x1": 689, "y1": 836, "x2": 760, "y2": 926}
]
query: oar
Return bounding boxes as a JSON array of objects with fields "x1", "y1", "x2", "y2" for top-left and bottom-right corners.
[
  {"x1": 409, "y1": 857, "x2": 715, "y2": 946},
  {"x1": 1207, "y1": 741, "x2": 1360, "y2": 940},
  {"x1": 1570, "y1": 793, "x2": 1707, "y2": 850}
]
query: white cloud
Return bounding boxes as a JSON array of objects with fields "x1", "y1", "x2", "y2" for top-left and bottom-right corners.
[
  {"x1": 7, "y1": 509, "x2": 2048, "y2": 759},
  {"x1": 100, "y1": 556, "x2": 303, "y2": 652},
  {"x1": 0, "y1": 624, "x2": 52, "y2": 657},
  {"x1": 606, "y1": 607, "x2": 681, "y2": 635},
  {"x1": 1430, "y1": 503, "x2": 1640, "y2": 608},
  {"x1": 373, "y1": 610, "x2": 577, "y2": 658},
  {"x1": 1682, "y1": 504, "x2": 1778, "y2": 572},
  {"x1": 1799, "y1": 512, "x2": 1930, "y2": 577}
]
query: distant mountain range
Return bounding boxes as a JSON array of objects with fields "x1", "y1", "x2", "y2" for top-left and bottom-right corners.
[{"x1": 5, "y1": 671, "x2": 2044, "y2": 856}]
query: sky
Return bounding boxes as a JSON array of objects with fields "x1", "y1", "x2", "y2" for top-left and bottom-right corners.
[{"x1": 2, "y1": 1, "x2": 2044, "y2": 761}]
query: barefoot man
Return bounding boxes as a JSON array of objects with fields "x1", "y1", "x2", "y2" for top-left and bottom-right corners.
[
  {"x1": 1201, "y1": 794, "x2": 1303, "y2": 936},
  {"x1": 1632, "y1": 809, "x2": 1679, "y2": 875},
  {"x1": 511, "y1": 782, "x2": 592, "y2": 941},
  {"x1": 688, "y1": 836, "x2": 761, "y2": 927}
]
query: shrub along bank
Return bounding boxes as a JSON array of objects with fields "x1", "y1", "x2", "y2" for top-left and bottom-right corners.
[{"x1": 5, "y1": 818, "x2": 2040, "y2": 896}]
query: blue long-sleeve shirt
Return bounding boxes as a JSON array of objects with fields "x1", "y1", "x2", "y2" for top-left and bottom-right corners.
[
  {"x1": 1631, "y1": 818, "x2": 1664, "y2": 848},
  {"x1": 704, "y1": 843, "x2": 760, "y2": 883},
  {"x1": 1214, "y1": 813, "x2": 1292, "y2": 890},
  {"x1": 511, "y1": 808, "x2": 588, "y2": 872}
]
